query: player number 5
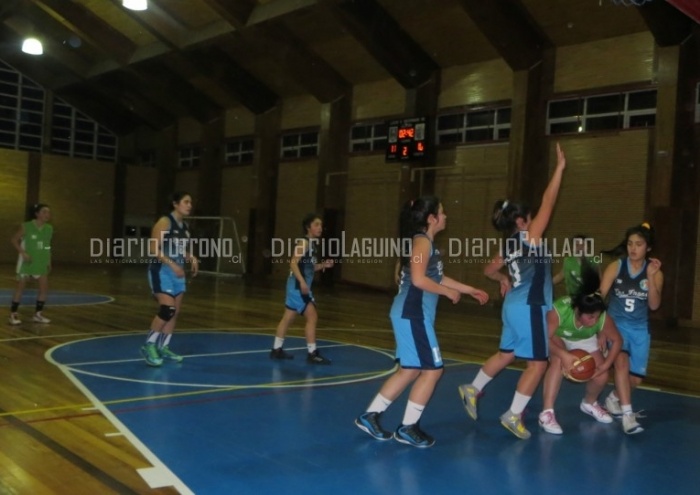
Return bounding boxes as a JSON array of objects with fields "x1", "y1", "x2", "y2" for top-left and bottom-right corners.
[{"x1": 625, "y1": 298, "x2": 635, "y2": 312}]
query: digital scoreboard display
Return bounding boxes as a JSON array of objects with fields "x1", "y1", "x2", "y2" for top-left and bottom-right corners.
[{"x1": 385, "y1": 117, "x2": 428, "y2": 162}]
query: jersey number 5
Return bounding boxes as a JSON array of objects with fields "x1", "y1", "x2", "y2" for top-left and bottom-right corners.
[{"x1": 625, "y1": 298, "x2": 635, "y2": 312}]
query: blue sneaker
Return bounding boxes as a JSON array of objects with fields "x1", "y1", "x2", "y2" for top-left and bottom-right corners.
[
  {"x1": 141, "y1": 343, "x2": 163, "y2": 367},
  {"x1": 355, "y1": 412, "x2": 392, "y2": 441},
  {"x1": 393, "y1": 423, "x2": 435, "y2": 448},
  {"x1": 159, "y1": 345, "x2": 183, "y2": 363}
]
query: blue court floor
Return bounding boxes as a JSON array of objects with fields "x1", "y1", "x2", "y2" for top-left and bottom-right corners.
[
  {"x1": 0, "y1": 288, "x2": 113, "y2": 306},
  {"x1": 47, "y1": 332, "x2": 700, "y2": 495}
]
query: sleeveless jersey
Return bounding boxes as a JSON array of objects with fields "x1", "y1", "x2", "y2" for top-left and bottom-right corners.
[
  {"x1": 392, "y1": 234, "x2": 443, "y2": 322},
  {"x1": 607, "y1": 258, "x2": 649, "y2": 328},
  {"x1": 18, "y1": 220, "x2": 53, "y2": 276},
  {"x1": 160, "y1": 214, "x2": 190, "y2": 266},
  {"x1": 290, "y1": 237, "x2": 316, "y2": 288},
  {"x1": 503, "y1": 231, "x2": 553, "y2": 307},
  {"x1": 553, "y1": 296, "x2": 605, "y2": 341},
  {"x1": 562, "y1": 256, "x2": 598, "y2": 295}
]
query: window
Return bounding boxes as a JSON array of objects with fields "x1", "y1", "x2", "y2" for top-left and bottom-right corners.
[
  {"x1": 51, "y1": 100, "x2": 118, "y2": 161},
  {"x1": 178, "y1": 145, "x2": 200, "y2": 168},
  {"x1": 547, "y1": 89, "x2": 657, "y2": 135},
  {"x1": 280, "y1": 130, "x2": 319, "y2": 159},
  {"x1": 436, "y1": 106, "x2": 511, "y2": 145},
  {"x1": 0, "y1": 61, "x2": 44, "y2": 152},
  {"x1": 137, "y1": 150, "x2": 156, "y2": 168},
  {"x1": 349, "y1": 121, "x2": 387, "y2": 152},
  {"x1": 225, "y1": 137, "x2": 254, "y2": 165}
]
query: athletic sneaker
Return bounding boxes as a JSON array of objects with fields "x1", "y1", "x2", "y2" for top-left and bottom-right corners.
[
  {"x1": 307, "y1": 349, "x2": 331, "y2": 364},
  {"x1": 354, "y1": 412, "x2": 392, "y2": 441},
  {"x1": 32, "y1": 312, "x2": 50, "y2": 323},
  {"x1": 8, "y1": 313, "x2": 21, "y2": 325},
  {"x1": 500, "y1": 410, "x2": 531, "y2": 439},
  {"x1": 622, "y1": 412, "x2": 644, "y2": 435},
  {"x1": 159, "y1": 345, "x2": 183, "y2": 363},
  {"x1": 393, "y1": 423, "x2": 435, "y2": 448},
  {"x1": 605, "y1": 393, "x2": 623, "y2": 418},
  {"x1": 141, "y1": 343, "x2": 163, "y2": 367},
  {"x1": 538, "y1": 410, "x2": 563, "y2": 435},
  {"x1": 458, "y1": 384, "x2": 479, "y2": 420},
  {"x1": 269, "y1": 347, "x2": 294, "y2": 360},
  {"x1": 580, "y1": 401, "x2": 613, "y2": 424}
]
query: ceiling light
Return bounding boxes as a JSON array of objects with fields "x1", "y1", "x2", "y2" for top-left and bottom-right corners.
[
  {"x1": 21, "y1": 38, "x2": 43, "y2": 55},
  {"x1": 122, "y1": 0, "x2": 148, "y2": 11}
]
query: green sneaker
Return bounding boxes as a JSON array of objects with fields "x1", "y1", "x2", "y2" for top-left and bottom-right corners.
[
  {"x1": 500, "y1": 410, "x2": 531, "y2": 439},
  {"x1": 159, "y1": 345, "x2": 183, "y2": 363},
  {"x1": 140, "y1": 343, "x2": 163, "y2": 367}
]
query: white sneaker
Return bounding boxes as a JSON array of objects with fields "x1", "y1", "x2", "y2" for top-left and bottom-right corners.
[
  {"x1": 622, "y1": 412, "x2": 644, "y2": 434},
  {"x1": 32, "y1": 312, "x2": 50, "y2": 323},
  {"x1": 538, "y1": 410, "x2": 563, "y2": 435},
  {"x1": 605, "y1": 393, "x2": 623, "y2": 418},
  {"x1": 580, "y1": 401, "x2": 613, "y2": 424},
  {"x1": 8, "y1": 313, "x2": 21, "y2": 325}
]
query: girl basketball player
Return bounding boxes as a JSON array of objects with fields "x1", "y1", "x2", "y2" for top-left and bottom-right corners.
[
  {"x1": 355, "y1": 196, "x2": 489, "y2": 448},
  {"x1": 538, "y1": 263, "x2": 622, "y2": 435},
  {"x1": 600, "y1": 223, "x2": 663, "y2": 434},
  {"x1": 9, "y1": 203, "x2": 53, "y2": 325},
  {"x1": 141, "y1": 192, "x2": 198, "y2": 367},
  {"x1": 457, "y1": 142, "x2": 567, "y2": 439},
  {"x1": 270, "y1": 213, "x2": 334, "y2": 364}
]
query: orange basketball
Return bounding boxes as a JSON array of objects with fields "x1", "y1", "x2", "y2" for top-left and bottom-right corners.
[{"x1": 564, "y1": 348, "x2": 596, "y2": 383}]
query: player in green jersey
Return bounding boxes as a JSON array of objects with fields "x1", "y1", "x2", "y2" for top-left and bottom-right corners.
[{"x1": 552, "y1": 235, "x2": 600, "y2": 296}]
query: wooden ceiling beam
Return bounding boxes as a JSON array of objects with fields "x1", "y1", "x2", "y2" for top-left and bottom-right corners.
[
  {"x1": 198, "y1": 0, "x2": 256, "y2": 29},
  {"x1": 457, "y1": 0, "x2": 550, "y2": 71},
  {"x1": 327, "y1": 0, "x2": 438, "y2": 89},
  {"x1": 246, "y1": 0, "x2": 317, "y2": 26},
  {"x1": 638, "y1": 0, "x2": 693, "y2": 47}
]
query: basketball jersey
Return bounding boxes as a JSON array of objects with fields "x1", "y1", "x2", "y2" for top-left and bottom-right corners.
[
  {"x1": 290, "y1": 237, "x2": 316, "y2": 288},
  {"x1": 607, "y1": 258, "x2": 649, "y2": 328},
  {"x1": 392, "y1": 234, "x2": 443, "y2": 321},
  {"x1": 553, "y1": 296, "x2": 605, "y2": 341},
  {"x1": 562, "y1": 256, "x2": 598, "y2": 296},
  {"x1": 503, "y1": 231, "x2": 553, "y2": 307},
  {"x1": 17, "y1": 220, "x2": 53, "y2": 276},
  {"x1": 160, "y1": 214, "x2": 190, "y2": 266}
]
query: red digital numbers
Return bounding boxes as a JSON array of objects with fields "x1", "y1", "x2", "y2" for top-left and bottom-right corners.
[
  {"x1": 398, "y1": 127, "x2": 415, "y2": 139},
  {"x1": 416, "y1": 142, "x2": 424, "y2": 152}
]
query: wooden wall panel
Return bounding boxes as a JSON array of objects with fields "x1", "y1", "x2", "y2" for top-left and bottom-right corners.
[
  {"x1": 694, "y1": 203, "x2": 700, "y2": 322},
  {"x1": 224, "y1": 106, "x2": 256, "y2": 137},
  {"x1": 174, "y1": 169, "x2": 199, "y2": 205},
  {"x1": 341, "y1": 156, "x2": 401, "y2": 289},
  {"x1": 124, "y1": 166, "x2": 158, "y2": 218},
  {"x1": 439, "y1": 59, "x2": 513, "y2": 109},
  {"x1": 0, "y1": 149, "x2": 29, "y2": 263},
  {"x1": 555, "y1": 32, "x2": 655, "y2": 93},
  {"x1": 39, "y1": 156, "x2": 115, "y2": 264},
  {"x1": 281, "y1": 95, "x2": 322, "y2": 130},
  {"x1": 220, "y1": 165, "x2": 253, "y2": 264},
  {"x1": 272, "y1": 160, "x2": 319, "y2": 277},
  {"x1": 352, "y1": 79, "x2": 405, "y2": 121},
  {"x1": 177, "y1": 117, "x2": 203, "y2": 144}
]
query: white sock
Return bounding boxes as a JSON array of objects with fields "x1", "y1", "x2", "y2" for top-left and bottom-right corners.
[
  {"x1": 273, "y1": 337, "x2": 284, "y2": 349},
  {"x1": 622, "y1": 404, "x2": 633, "y2": 414},
  {"x1": 307, "y1": 342, "x2": 317, "y2": 354},
  {"x1": 472, "y1": 370, "x2": 493, "y2": 392},
  {"x1": 159, "y1": 333, "x2": 172, "y2": 348},
  {"x1": 509, "y1": 391, "x2": 531, "y2": 415},
  {"x1": 402, "y1": 400, "x2": 425, "y2": 425},
  {"x1": 146, "y1": 331, "x2": 160, "y2": 344},
  {"x1": 367, "y1": 394, "x2": 392, "y2": 414}
]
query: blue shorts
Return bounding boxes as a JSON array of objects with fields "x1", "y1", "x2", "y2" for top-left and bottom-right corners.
[
  {"x1": 284, "y1": 276, "x2": 314, "y2": 314},
  {"x1": 617, "y1": 323, "x2": 650, "y2": 377},
  {"x1": 500, "y1": 303, "x2": 549, "y2": 360},
  {"x1": 391, "y1": 316, "x2": 443, "y2": 370},
  {"x1": 148, "y1": 264, "x2": 186, "y2": 297}
]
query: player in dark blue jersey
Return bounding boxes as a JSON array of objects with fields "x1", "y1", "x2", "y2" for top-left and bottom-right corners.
[
  {"x1": 600, "y1": 222, "x2": 663, "y2": 434},
  {"x1": 270, "y1": 213, "x2": 334, "y2": 364},
  {"x1": 458, "y1": 142, "x2": 567, "y2": 439},
  {"x1": 141, "y1": 192, "x2": 199, "y2": 367},
  {"x1": 355, "y1": 196, "x2": 488, "y2": 448}
]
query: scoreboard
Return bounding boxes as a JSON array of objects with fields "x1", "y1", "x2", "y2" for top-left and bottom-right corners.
[{"x1": 385, "y1": 117, "x2": 428, "y2": 162}]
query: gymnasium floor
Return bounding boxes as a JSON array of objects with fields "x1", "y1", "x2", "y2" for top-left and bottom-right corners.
[{"x1": 2, "y1": 267, "x2": 700, "y2": 494}]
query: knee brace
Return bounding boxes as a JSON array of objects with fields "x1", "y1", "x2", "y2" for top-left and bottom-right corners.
[{"x1": 157, "y1": 305, "x2": 176, "y2": 321}]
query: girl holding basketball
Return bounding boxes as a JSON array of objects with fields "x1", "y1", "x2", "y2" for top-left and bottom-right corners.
[
  {"x1": 600, "y1": 223, "x2": 663, "y2": 435},
  {"x1": 538, "y1": 263, "x2": 622, "y2": 435},
  {"x1": 457, "y1": 142, "x2": 566, "y2": 439},
  {"x1": 355, "y1": 196, "x2": 488, "y2": 448}
]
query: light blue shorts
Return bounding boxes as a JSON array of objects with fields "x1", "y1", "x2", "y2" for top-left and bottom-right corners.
[
  {"x1": 500, "y1": 303, "x2": 549, "y2": 360},
  {"x1": 391, "y1": 316, "x2": 443, "y2": 370}
]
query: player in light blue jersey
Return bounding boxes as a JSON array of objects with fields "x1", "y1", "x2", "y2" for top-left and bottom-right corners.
[
  {"x1": 458, "y1": 142, "x2": 567, "y2": 439},
  {"x1": 600, "y1": 222, "x2": 663, "y2": 434},
  {"x1": 355, "y1": 196, "x2": 488, "y2": 448}
]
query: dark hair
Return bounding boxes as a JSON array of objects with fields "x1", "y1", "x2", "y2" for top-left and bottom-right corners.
[
  {"x1": 602, "y1": 223, "x2": 654, "y2": 258},
  {"x1": 170, "y1": 191, "x2": 191, "y2": 208},
  {"x1": 301, "y1": 213, "x2": 321, "y2": 235},
  {"x1": 399, "y1": 196, "x2": 441, "y2": 267},
  {"x1": 570, "y1": 259, "x2": 606, "y2": 314},
  {"x1": 28, "y1": 203, "x2": 49, "y2": 220},
  {"x1": 491, "y1": 199, "x2": 531, "y2": 234}
]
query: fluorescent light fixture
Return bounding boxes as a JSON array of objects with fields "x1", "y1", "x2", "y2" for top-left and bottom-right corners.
[
  {"x1": 122, "y1": 0, "x2": 148, "y2": 11},
  {"x1": 21, "y1": 38, "x2": 43, "y2": 55}
]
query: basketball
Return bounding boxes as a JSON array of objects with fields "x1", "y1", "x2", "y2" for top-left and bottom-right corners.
[{"x1": 564, "y1": 349, "x2": 596, "y2": 383}]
